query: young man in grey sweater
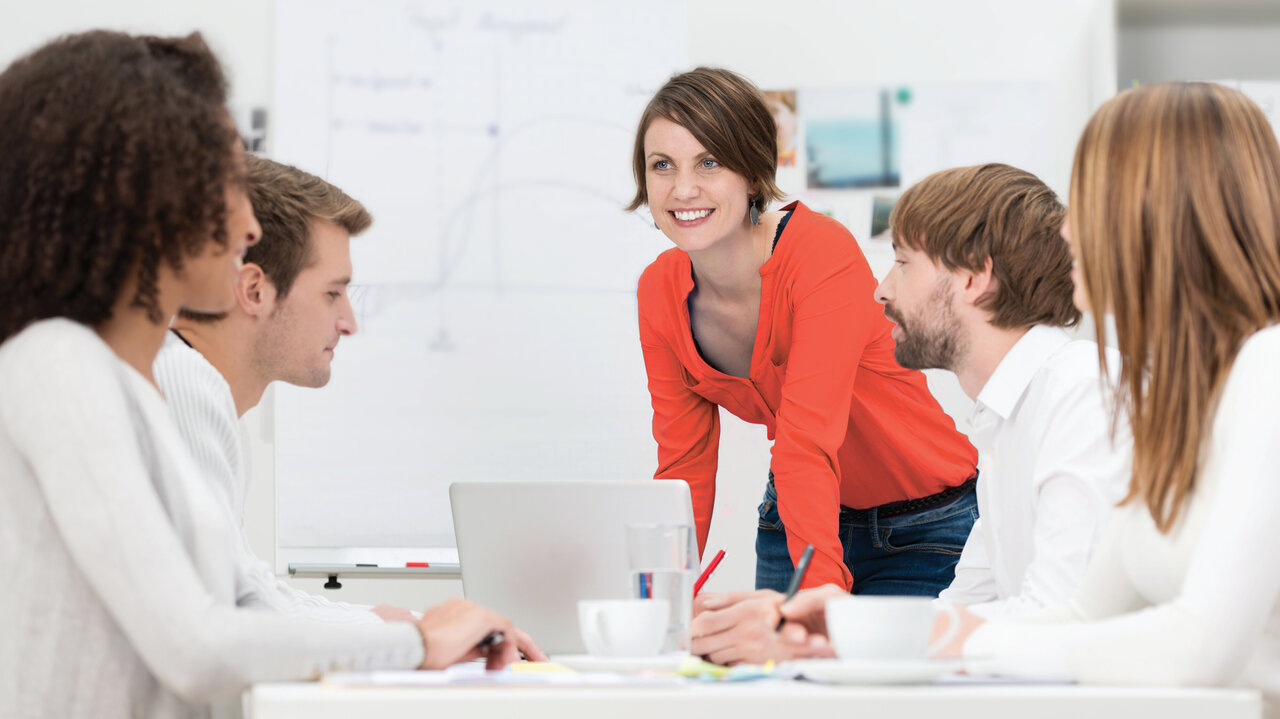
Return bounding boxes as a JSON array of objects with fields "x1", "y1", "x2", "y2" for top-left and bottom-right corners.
[{"x1": 154, "y1": 155, "x2": 545, "y2": 656}]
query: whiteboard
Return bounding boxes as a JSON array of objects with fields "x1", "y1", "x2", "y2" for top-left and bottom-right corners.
[{"x1": 271, "y1": 0, "x2": 687, "y2": 551}]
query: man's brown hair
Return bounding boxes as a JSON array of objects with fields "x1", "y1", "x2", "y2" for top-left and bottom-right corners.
[
  {"x1": 244, "y1": 156, "x2": 371, "y2": 300},
  {"x1": 890, "y1": 163, "x2": 1079, "y2": 330},
  {"x1": 626, "y1": 67, "x2": 785, "y2": 215}
]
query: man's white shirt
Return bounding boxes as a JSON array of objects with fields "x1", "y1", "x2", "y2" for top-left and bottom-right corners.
[{"x1": 939, "y1": 325, "x2": 1132, "y2": 618}]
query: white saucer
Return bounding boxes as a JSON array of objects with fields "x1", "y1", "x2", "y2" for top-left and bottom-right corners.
[
  {"x1": 789, "y1": 658, "x2": 964, "y2": 685},
  {"x1": 550, "y1": 654, "x2": 688, "y2": 674}
]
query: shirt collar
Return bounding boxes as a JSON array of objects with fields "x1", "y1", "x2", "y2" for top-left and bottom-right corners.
[{"x1": 973, "y1": 325, "x2": 1073, "y2": 422}]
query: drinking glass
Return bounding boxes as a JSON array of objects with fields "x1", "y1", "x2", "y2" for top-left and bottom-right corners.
[{"x1": 626, "y1": 523, "x2": 696, "y2": 654}]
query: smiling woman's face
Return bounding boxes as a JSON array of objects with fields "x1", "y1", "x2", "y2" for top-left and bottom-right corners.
[{"x1": 643, "y1": 117, "x2": 754, "y2": 254}]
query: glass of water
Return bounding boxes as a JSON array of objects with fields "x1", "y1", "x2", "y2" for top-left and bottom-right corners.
[{"x1": 626, "y1": 523, "x2": 696, "y2": 654}]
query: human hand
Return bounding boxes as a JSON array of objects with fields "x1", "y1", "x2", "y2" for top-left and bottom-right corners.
[
  {"x1": 510, "y1": 625, "x2": 548, "y2": 662},
  {"x1": 929, "y1": 603, "x2": 983, "y2": 659},
  {"x1": 690, "y1": 589, "x2": 831, "y2": 665},
  {"x1": 415, "y1": 598, "x2": 518, "y2": 670},
  {"x1": 370, "y1": 604, "x2": 415, "y2": 622},
  {"x1": 777, "y1": 583, "x2": 848, "y2": 638},
  {"x1": 693, "y1": 590, "x2": 763, "y2": 618}
]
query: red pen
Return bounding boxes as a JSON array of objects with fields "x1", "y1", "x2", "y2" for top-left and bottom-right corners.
[{"x1": 693, "y1": 549, "x2": 726, "y2": 596}]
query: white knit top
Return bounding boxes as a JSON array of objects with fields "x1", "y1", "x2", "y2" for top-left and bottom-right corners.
[
  {"x1": 966, "y1": 324, "x2": 1280, "y2": 718},
  {"x1": 0, "y1": 320, "x2": 423, "y2": 719},
  {"x1": 153, "y1": 331, "x2": 382, "y2": 624}
]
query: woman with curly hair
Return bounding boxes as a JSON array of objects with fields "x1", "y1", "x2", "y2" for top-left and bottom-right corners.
[{"x1": 0, "y1": 31, "x2": 522, "y2": 718}]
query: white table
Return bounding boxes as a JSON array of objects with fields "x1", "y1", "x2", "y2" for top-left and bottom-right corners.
[{"x1": 250, "y1": 680, "x2": 1262, "y2": 719}]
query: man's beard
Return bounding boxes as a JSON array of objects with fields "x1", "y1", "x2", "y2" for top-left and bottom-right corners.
[{"x1": 884, "y1": 282, "x2": 964, "y2": 371}]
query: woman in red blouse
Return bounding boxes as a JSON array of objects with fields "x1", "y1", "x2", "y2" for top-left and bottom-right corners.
[{"x1": 629, "y1": 68, "x2": 979, "y2": 596}]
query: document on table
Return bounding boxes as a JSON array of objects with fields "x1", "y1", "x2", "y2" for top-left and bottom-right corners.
[{"x1": 325, "y1": 663, "x2": 685, "y2": 687}]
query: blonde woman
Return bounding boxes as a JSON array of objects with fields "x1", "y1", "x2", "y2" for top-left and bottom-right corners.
[{"x1": 922, "y1": 83, "x2": 1280, "y2": 711}]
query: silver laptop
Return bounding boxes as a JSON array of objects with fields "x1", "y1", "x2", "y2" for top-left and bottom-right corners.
[{"x1": 450, "y1": 480, "x2": 695, "y2": 655}]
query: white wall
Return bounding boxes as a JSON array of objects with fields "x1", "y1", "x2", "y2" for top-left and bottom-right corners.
[
  {"x1": 0, "y1": 0, "x2": 272, "y2": 107},
  {"x1": 2, "y1": 0, "x2": 1116, "y2": 609},
  {"x1": 1119, "y1": 23, "x2": 1280, "y2": 86},
  {"x1": 689, "y1": 0, "x2": 1116, "y2": 196}
]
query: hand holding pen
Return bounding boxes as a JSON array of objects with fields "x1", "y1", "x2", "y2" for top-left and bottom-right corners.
[
  {"x1": 689, "y1": 545, "x2": 826, "y2": 665},
  {"x1": 775, "y1": 545, "x2": 815, "y2": 631},
  {"x1": 414, "y1": 598, "x2": 547, "y2": 670},
  {"x1": 693, "y1": 549, "x2": 726, "y2": 597}
]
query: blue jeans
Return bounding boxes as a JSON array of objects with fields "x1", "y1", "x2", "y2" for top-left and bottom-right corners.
[{"x1": 755, "y1": 474, "x2": 977, "y2": 596}]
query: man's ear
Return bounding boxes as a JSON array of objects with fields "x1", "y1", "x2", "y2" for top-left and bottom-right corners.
[
  {"x1": 961, "y1": 256, "x2": 997, "y2": 309},
  {"x1": 235, "y1": 263, "x2": 277, "y2": 318}
]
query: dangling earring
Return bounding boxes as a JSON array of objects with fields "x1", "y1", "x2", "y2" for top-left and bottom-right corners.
[{"x1": 749, "y1": 202, "x2": 760, "y2": 226}]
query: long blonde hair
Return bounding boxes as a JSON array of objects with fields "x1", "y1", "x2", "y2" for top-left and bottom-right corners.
[{"x1": 1072, "y1": 82, "x2": 1280, "y2": 531}]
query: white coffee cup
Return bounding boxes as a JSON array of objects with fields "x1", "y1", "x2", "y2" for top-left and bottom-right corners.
[
  {"x1": 824, "y1": 596, "x2": 959, "y2": 662},
  {"x1": 578, "y1": 599, "x2": 669, "y2": 657}
]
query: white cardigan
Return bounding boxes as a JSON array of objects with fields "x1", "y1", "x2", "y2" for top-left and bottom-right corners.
[
  {"x1": 966, "y1": 324, "x2": 1280, "y2": 717},
  {"x1": 0, "y1": 320, "x2": 422, "y2": 719}
]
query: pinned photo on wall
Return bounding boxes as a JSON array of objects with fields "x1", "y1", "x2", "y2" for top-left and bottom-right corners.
[
  {"x1": 801, "y1": 86, "x2": 903, "y2": 189},
  {"x1": 764, "y1": 88, "x2": 803, "y2": 201},
  {"x1": 869, "y1": 194, "x2": 898, "y2": 240},
  {"x1": 763, "y1": 89, "x2": 799, "y2": 168}
]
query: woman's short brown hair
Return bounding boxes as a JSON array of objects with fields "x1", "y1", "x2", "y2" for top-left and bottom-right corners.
[
  {"x1": 890, "y1": 163, "x2": 1078, "y2": 330},
  {"x1": 244, "y1": 156, "x2": 372, "y2": 300},
  {"x1": 0, "y1": 31, "x2": 236, "y2": 342},
  {"x1": 627, "y1": 67, "x2": 785, "y2": 214}
]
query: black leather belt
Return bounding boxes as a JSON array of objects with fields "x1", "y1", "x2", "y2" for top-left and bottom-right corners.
[{"x1": 839, "y1": 474, "x2": 978, "y2": 522}]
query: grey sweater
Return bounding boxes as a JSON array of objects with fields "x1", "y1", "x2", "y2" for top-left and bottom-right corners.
[{"x1": 153, "y1": 331, "x2": 384, "y2": 624}]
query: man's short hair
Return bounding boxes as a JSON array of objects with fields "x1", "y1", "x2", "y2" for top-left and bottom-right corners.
[
  {"x1": 890, "y1": 163, "x2": 1080, "y2": 329},
  {"x1": 245, "y1": 155, "x2": 371, "y2": 299}
]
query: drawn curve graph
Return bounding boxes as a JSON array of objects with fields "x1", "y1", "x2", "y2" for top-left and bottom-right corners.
[{"x1": 272, "y1": 0, "x2": 686, "y2": 549}]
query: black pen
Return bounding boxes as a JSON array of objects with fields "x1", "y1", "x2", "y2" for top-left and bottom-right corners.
[
  {"x1": 476, "y1": 631, "x2": 504, "y2": 651},
  {"x1": 774, "y1": 544, "x2": 815, "y2": 631}
]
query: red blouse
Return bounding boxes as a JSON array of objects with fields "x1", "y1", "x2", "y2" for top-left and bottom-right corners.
[{"x1": 637, "y1": 202, "x2": 978, "y2": 589}]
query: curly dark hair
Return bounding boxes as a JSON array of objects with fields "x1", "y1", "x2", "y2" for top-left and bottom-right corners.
[{"x1": 0, "y1": 30, "x2": 238, "y2": 342}]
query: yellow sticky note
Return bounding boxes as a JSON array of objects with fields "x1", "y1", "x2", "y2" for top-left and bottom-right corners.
[
  {"x1": 676, "y1": 655, "x2": 729, "y2": 678},
  {"x1": 510, "y1": 662, "x2": 576, "y2": 674}
]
